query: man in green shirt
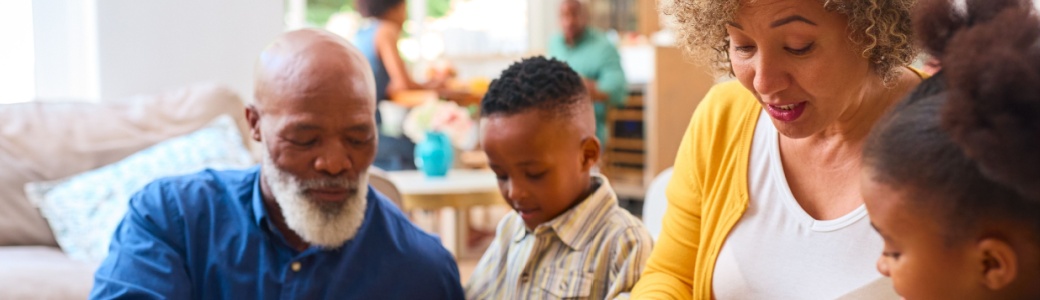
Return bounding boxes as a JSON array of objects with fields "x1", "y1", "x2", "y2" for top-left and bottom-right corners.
[{"x1": 548, "y1": 0, "x2": 628, "y2": 145}]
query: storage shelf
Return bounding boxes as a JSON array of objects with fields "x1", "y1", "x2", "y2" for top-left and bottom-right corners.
[{"x1": 604, "y1": 93, "x2": 646, "y2": 200}]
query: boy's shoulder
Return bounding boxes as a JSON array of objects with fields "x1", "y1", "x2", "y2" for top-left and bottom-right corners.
[
  {"x1": 585, "y1": 202, "x2": 651, "y2": 247},
  {"x1": 600, "y1": 204, "x2": 649, "y2": 232},
  {"x1": 581, "y1": 182, "x2": 654, "y2": 248},
  {"x1": 586, "y1": 178, "x2": 649, "y2": 230},
  {"x1": 562, "y1": 185, "x2": 655, "y2": 241}
]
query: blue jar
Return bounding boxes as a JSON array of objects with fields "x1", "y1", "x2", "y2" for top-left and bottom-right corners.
[{"x1": 414, "y1": 131, "x2": 454, "y2": 177}]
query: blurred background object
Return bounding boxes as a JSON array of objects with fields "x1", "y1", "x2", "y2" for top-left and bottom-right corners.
[{"x1": 0, "y1": 0, "x2": 839, "y2": 291}]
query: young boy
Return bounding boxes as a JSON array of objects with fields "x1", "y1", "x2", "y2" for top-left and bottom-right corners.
[{"x1": 464, "y1": 56, "x2": 653, "y2": 299}]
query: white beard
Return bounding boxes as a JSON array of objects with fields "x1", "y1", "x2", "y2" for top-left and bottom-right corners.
[{"x1": 261, "y1": 152, "x2": 369, "y2": 249}]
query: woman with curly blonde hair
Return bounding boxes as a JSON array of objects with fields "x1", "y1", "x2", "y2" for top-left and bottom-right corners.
[{"x1": 632, "y1": 0, "x2": 923, "y2": 298}]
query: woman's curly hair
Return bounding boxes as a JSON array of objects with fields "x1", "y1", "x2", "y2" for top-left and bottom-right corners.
[{"x1": 666, "y1": 0, "x2": 917, "y2": 83}]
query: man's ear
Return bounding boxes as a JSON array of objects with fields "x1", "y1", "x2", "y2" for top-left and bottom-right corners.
[
  {"x1": 976, "y1": 238, "x2": 1018, "y2": 291},
  {"x1": 245, "y1": 105, "x2": 262, "y2": 142},
  {"x1": 580, "y1": 136, "x2": 600, "y2": 172}
]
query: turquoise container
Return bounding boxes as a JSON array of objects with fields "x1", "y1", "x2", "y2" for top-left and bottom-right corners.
[{"x1": 414, "y1": 131, "x2": 454, "y2": 177}]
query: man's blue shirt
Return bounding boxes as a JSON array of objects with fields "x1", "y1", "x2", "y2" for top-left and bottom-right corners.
[{"x1": 91, "y1": 166, "x2": 464, "y2": 299}]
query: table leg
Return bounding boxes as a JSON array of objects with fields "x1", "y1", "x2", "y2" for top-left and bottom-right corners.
[{"x1": 455, "y1": 207, "x2": 469, "y2": 258}]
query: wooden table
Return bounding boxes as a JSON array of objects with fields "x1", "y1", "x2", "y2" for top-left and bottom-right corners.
[{"x1": 386, "y1": 169, "x2": 504, "y2": 257}]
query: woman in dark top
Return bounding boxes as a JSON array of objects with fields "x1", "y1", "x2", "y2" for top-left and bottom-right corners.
[{"x1": 354, "y1": 0, "x2": 449, "y2": 171}]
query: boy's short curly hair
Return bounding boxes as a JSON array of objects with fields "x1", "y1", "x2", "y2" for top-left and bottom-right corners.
[
  {"x1": 480, "y1": 56, "x2": 589, "y2": 119},
  {"x1": 667, "y1": 0, "x2": 917, "y2": 83}
]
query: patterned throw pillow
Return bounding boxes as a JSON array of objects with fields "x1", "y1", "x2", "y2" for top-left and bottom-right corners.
[{"x1": 25, "y1": 115, "x2": 254, "y2": 262}]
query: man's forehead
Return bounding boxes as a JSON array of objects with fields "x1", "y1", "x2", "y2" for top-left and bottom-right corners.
[
  {"x1": 261, "y1": 91, "x2": 374, "y2": 113},
  {"x1": 266, "y1": 109, "x2": 374, "y2": 132},
  {"x1": 254, "y1": 29, "x2": 376, "y2": 109},
  {"x1": 257, "y1": 64, "x2": 375, "y2": 112}
]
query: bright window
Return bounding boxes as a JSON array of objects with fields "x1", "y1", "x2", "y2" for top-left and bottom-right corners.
[
  {"x1": 293, "y1": 0, "x2": 527, "y2": 61},
  {"x1": 0, "y1": 1, "x2": 36, "y2": 104}
]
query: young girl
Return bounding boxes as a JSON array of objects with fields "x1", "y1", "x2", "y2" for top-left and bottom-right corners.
[{"x1": 861, "y1": 0, "x2": 1040, "y2": 299}]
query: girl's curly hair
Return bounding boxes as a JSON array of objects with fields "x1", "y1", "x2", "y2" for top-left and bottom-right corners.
[
  {"x1": 864, "y1": 0, "x2": 1040, "y2": 242},
  {"x1": 939, "y1": 0, "x2": 1040, "y2": 202},
  {"x1": 666, "y1": 0, "x2": 918, "y2": 84}
]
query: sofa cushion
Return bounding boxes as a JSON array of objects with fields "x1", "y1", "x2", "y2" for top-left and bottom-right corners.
[
  {"x1": 0, "y1": 84, "x2": 252, "y2": 246},
  {"x1": 26, "y1": 115, "x2": 253, "y2": 262},
  {"x1": 0, "y1": 246, "x2": 97, "y2": 299}
]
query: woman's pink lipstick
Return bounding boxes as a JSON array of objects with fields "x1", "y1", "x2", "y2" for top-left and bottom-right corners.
[{"x1": 765, "y1": 102, "x2": 807, "y2": 122}]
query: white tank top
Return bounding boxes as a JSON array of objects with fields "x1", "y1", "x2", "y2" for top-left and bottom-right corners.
[{"x1": 711, "y1": 111, "x2": 894, "y2": 299}]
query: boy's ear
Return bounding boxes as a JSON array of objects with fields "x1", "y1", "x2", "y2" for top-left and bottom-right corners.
[
  {"x1": 975, "y1": 238, "x2": 1018, "y2": 291},
  {"x1": 245, "y1": 106, "x2": 262, "y2": 142},
  {"x1": 580, "y1": 137, "x2": 600, "y2": 171}
]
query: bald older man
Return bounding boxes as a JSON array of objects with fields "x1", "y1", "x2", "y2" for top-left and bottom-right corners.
[{"x1": 90, "y1": 29, "x2": 464, "y2": 299}]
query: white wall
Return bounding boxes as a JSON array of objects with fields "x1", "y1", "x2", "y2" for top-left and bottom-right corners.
[
  {"x1": 527, "y1": 0, "x2": 561, "y2": 55},
  {"x1": 95, "y1": 0, "x2": 283, "y2": 101},
  {"x1": 33, "y1": 0, "x2": 283, "y2": 102}
]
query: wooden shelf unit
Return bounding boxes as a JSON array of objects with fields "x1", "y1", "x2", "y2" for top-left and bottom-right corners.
[
  {"x1": 602, "y1": 46, "x2": 716, "y2": 200},
  {"x1": 604, "y1": 91, "x2": 647, "y2": 199}
]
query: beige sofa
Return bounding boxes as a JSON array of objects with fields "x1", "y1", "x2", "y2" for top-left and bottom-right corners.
[{"x1": 0, "y1": 84, "x2": 253, "y2": 299}]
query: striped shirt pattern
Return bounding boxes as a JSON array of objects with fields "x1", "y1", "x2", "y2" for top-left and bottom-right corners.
[{"x1": 465, "y1": 175, "x2": 653, "y2": 300}]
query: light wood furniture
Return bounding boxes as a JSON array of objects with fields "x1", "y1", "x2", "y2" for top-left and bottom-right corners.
[
  {"x1": 386, "y1": 169, "x2": 505, "y2": 258},
  {"x1": 638, "y1": 0, "x2": 661, "y2": 36},
  {"x1": 389, "y1": 90, "x2": 437, "y2": 108},
  {"x1": 603, "y1": 46, "x2": 716, "y2": 199},
  {"x1": 603, "y1": 90, "x2": 647, "y2": 199},
  {"x1": 645, "y1": 46, "x2": 716, "y2": 185}
]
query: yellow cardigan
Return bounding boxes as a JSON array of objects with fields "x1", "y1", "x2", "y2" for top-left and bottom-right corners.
[
  {"x1": 632, "y1": 69, "x2": 924, "y2": 299},
  {"x1": 631, "y1": 81, "x2": 758, "y2": 300}
]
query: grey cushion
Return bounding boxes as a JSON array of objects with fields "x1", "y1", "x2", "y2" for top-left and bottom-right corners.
[{"x1": 0, "y1": 246, "x2": 96, "y2": 299}]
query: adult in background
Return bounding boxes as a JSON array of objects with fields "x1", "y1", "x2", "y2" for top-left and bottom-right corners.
[
  {"x1": 354, "y1": 0, "x2": 447, "y2": 171},
  {"x1": 549, "y1": 0, "x2": 629, "y2": 146},
  {"x1": 90, "y1": 29, "x2": 463, "y2": 299},
  {"x1": 632, "y1": 0, "x2": 924, "y2": 298}
]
